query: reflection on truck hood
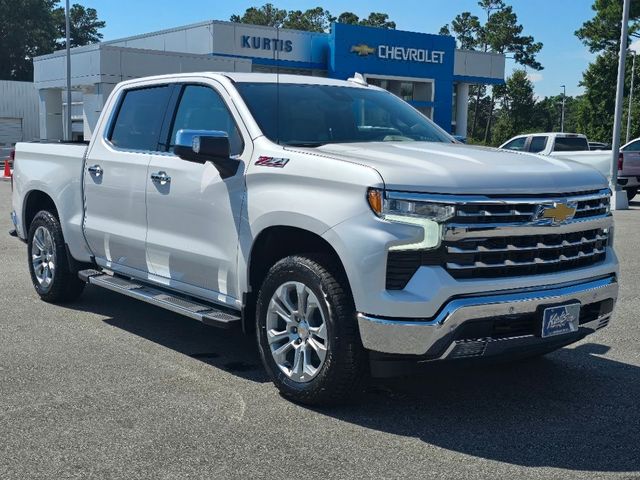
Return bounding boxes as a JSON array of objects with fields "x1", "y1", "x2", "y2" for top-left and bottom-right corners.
[{"x1": 311, "y1": 142, "x2": 608, "y2": 195}]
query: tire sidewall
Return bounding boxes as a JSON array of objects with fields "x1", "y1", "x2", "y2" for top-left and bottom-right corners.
[{"x1": 256, "y1": 258, "x2": 343, "y2": 396}]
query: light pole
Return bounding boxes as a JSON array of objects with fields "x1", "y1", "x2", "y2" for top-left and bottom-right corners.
[
  {"x1": 560, "y1": 85, "x2": 566, "y2": 133},
  {"x1": 611, "y1": 0, "x2": 631, "y2": 210},
  {"x1": 65, "y1": 0, "x2": 72, "y2": 142}
]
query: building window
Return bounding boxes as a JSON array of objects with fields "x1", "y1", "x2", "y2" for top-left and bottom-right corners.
[
  {"x1": 416, "y1": 106, "x2": 433, "y2": 119},
  {"x1": 367, "y1": 77, "x2": 433, "y2": 103}
]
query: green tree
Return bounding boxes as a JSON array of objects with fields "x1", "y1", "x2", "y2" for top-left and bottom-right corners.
[
  {"x1": 283, "y1": 7, "x2": 332, "y2": 32},
  {"x1": 230, "y1": 3, "x2": 287, "y2": 28},
  {"x1": 444, "y1": 1, "x2": 542, "y2": 142},
  {"x1": 336, "y1": 12, "x2": 360, "y2": 25},
  {"x1": 451, "y1": 12, "x2": 482, "y2": 50},
  {"x1": 576, "y1": 0, "x2": 640, "y2": 53},
  {"x1": 492, "y1": 70, "x2": 535, "y2": 145},
  {"x1": 575, "y1": 0, "x2": 640, "y2": 143},
  {"x1": 533, "y1": 94, "x2": 580, "y2": 134},
  {"x1": 334, "y1": 11, "x2": 396, "y2": 29},
  {"x1": 357, "y1": 12, "x2": 396, "y2": 29},
  {"x1": 231, "y1": 5, "x2": 396, "y2": 32},
  {"x1": 0, "y1": 0, "x2": 105, "y2": 81},
  {"x1": 52, "y1": 3, "x2": 105, "y2": 48}
]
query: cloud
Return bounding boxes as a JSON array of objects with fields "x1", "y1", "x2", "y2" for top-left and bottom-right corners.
[{"x1": 527, "y1": 72, "x2": 544, "y2": 83}]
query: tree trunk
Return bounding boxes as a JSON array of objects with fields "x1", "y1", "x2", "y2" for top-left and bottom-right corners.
[
  {"x1": 471, "y1": 86, "x2": 481, "y2": 139},
  {"x1": 483, "y1": 91, "x2": 496, "y2": 144}
]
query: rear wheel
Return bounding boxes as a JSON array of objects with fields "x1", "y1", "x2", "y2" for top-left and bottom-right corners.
[
  {"x1": 27, "y1": 211, "x2": 85, "y2": 303},
  {"x1": 256, "y1": 255, "x2": 367, "y2": 405},
  {"x1": 626, "y1": 187, "x2": 638, "y2": 202}
]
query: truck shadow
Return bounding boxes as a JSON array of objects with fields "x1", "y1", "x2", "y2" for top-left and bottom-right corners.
[
  {"x1": 69, "y1": 287, "x2": 639, "y2": 472},
  {"x1": 73, "y1": 286, "x2": 269, "y2": 383},
  {"x1": 325, "y1": 343, "x2": 640, "y2": 472}
]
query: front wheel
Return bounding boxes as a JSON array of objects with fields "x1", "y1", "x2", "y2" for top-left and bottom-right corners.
[
  {"x1": 27, "y1": 210, "x2": 85, "y2": 303},
  {"x1": 256, "y1": 255, "x2": 367, "y2": 405}
]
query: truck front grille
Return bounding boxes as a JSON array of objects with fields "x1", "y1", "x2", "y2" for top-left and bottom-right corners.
[
  {"x1": 440, "y1": 228, "x2": 607, "y2": 279},
  {"x1": 385, "y1": 189, "x2": 612, "y2": 289}
]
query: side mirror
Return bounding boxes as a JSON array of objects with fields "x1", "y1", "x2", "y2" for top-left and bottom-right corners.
[{"x1": 174, "y1": 129, "x2": 239, "y2": 179}]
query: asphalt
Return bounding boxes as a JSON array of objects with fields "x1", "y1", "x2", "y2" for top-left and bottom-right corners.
[{"x1": 1, "y1": 181, "x2": 639, "y2": 480}]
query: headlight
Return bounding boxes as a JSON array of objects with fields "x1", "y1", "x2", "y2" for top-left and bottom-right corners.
[{"x1": 367, "y1": 188, "x2": 455, "y2": 251}]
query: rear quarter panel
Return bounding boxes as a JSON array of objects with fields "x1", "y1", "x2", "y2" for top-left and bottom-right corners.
[{"x1": 12, "y1": 142, "x2": 93, "y2": 262}]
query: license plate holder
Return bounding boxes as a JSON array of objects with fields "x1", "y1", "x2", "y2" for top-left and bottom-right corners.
[{"x1": 541, "y1": 303, "x2": 580, "y2": 338}]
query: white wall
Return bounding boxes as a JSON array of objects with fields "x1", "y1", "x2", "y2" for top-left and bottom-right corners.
[{"x1": 0, "y1": 81, "x2": 39, "y2": 143}]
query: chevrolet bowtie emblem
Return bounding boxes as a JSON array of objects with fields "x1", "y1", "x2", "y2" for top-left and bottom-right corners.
[
  {"x1": 533, "y1": 202, "x2": 577, "y2": 225},
  {"x1": 350, "y1": 44, "x2": 375, "y2": 56}
]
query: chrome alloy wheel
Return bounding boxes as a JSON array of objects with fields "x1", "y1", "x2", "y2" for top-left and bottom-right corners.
[
  {"x1": 266, "y1": 281, "x2": 328, "y2": 383},
  {"x1": 31, "y1": 226, "x2": 56, "y2": 289}
]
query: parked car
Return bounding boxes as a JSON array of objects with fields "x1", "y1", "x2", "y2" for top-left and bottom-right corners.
[
  {"x1": 10, "y1": 73, "x2": 619, "y2": 405},
  {"x1": 618, "y1": 138, "x2": 640, "y2": 201},
  {"x1": 500, "y1": 132, "x2": 612, "y2": 180}
]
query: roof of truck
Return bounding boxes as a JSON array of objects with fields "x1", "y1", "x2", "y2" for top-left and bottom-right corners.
[
  {"x1": 115, "y1": 72, "x2": 372, "y2": 90},
  {"x1": 222, "y1": 72, "x2": 367, "y2": 87}
]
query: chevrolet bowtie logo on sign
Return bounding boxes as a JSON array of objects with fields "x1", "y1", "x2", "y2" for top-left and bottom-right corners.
[
  {"x1": 350, "y1": 44, "x2": 375, "y2": 56},
  {"x1": 532, "y1": 202, "x2": 578, "y2": 225}
]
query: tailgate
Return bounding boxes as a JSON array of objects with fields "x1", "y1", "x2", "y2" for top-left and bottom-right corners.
[{"x1": 621, "y1": 151, "x2": 640, "y2": 176}]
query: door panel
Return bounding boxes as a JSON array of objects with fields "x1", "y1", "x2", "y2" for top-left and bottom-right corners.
[
  {"x1": 145, "y1": 156, "x2": 246, "y2": 300},
  {"x1": 83, "y1": 84, "x2": 173, "y2": 273},
  {"x1": 144, "y1": 83, "x2": 250, "y2": 303},
  {"x1": 83, "y1": 150, "x2": 150, "y2": 271}
]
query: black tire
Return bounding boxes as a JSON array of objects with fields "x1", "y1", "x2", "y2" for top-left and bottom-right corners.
[
  {"x1": 27, "y1": 210, "x2": 85, "y2": 303},
  {"x1": 626, "y1": 187, "x2": 638, "y2": 202},
  {"x1": 256, "y1": 255, "x2": 367, "y2": 406}
]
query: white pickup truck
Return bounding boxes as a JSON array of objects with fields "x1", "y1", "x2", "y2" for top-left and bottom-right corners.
[
  {"x1": 10, "y1": 73, "x2": 619, "y2": 405},
  {"x1": 500, "y1": 132, "x2": 613, "y2": 179}
]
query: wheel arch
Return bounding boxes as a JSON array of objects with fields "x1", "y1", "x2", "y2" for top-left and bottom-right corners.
[
  {"x1": 23, "y1": 189, "x2": 59, "y2": 231},
  {"x1": 241, "y1": 225, "x2": 350, "y2": 335}
]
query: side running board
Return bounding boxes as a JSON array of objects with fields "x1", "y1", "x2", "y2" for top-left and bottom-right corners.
[{"x1": 78, "y1": 269, "x2": 240, "y2": 329}]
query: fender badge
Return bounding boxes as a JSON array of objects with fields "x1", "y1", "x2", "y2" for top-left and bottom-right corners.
[{"x1": 255, "y1": 156, "x2": 289, "y2": 168}]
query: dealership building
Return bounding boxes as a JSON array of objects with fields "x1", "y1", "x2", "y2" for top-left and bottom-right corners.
[{"x1": 33, "y1": 20, "x2": 505, "y2": 141}]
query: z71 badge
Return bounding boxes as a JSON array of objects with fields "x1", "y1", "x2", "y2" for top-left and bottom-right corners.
[{"x1": 255, "y1": 156, "x2": 289, "y2": 168}]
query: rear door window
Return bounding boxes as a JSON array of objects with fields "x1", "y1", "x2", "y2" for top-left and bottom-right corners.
[
  {"x1": 528, "y1": 136, "x2": 548, "y2": 153},
  {"x1": 108, "y1": 85, "x2": 173, "y2": 151}
]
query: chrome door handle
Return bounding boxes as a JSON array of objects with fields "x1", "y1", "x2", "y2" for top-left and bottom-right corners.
[
  {"x1": 87, "y1": 164, "x2": 103, "y2": 177},
  {"x1": 150, "y1": 171, "x2": 171, "y2": 185}
]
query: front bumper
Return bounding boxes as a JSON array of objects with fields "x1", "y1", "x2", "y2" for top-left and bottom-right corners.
[{"x1": 357, "y1": 275, "x2": 618, "y2": 358}]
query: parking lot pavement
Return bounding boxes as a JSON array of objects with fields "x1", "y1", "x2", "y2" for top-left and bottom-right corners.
[{"x1": 1, "y1": 180, "x2": 639, "y2": 480}]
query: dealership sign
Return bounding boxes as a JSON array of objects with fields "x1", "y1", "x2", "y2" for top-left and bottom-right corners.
[
  {"x1": 350, "y1": 43, "x2": 445, "y2": 64},
  {"x1": 241, "y1": 35, "x2": 293, "y2": 52}
]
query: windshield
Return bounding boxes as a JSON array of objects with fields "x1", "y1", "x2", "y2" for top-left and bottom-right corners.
[{"x1": 235, "y1": 82, "x2": 453, "y2": 147}]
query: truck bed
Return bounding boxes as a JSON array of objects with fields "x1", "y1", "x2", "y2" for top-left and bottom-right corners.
[{"x1": 549, "y1": 150, "x2": 612, "y2": 180}]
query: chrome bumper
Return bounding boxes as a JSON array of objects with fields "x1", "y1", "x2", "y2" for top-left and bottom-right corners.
[{"x1": 357, "y1": 276, "x2": 618, "y2": 357}]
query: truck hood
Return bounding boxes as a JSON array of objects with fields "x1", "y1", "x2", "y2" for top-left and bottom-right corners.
[{"x1": 308, "y1": 142, "x2": 608, "y2": 194}]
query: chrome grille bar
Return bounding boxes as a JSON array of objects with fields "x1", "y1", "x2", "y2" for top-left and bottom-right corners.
[{"x1": 446, "y1": 247, "x2": 606, "y2": 271}]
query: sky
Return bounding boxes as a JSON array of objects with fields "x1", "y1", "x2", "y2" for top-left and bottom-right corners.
[{"x1": 79, "y1": 0, "x2": 599, "y2": 98}]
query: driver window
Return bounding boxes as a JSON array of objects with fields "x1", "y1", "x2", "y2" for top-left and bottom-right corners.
[
  {"x1": 503, "y1": 137, "x2": 527, "y2": 151},
  {"x1": 169, "y1": 85, "x2": 243, "y2": 156}
]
